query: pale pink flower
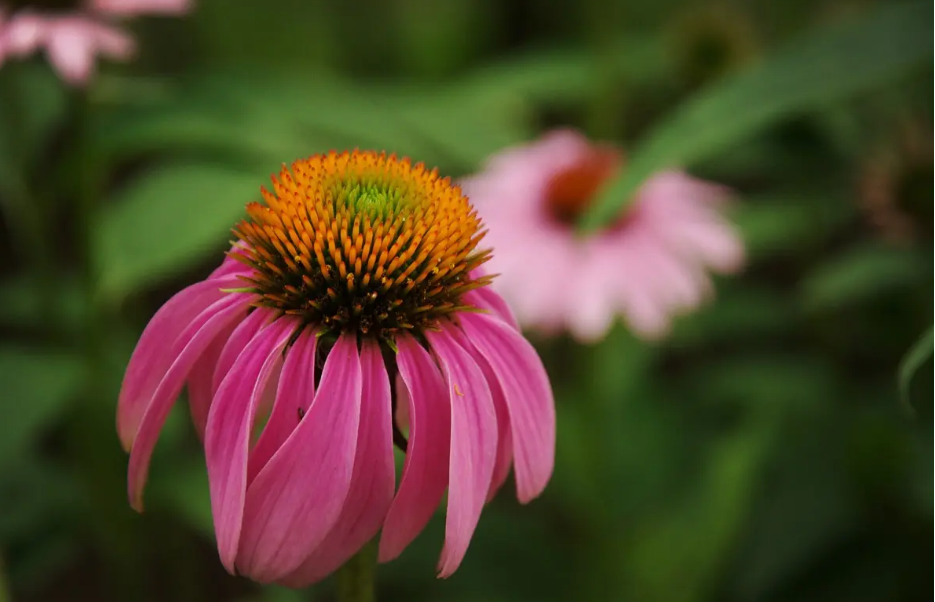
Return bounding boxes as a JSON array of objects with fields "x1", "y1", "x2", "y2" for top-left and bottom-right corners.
[
  {"x1": 117, "y1": 152, "x2": 555, "y2": 585},
  {"x1": 0, "y1": 0, "x2": 190, "y2": 85},
  {"x1": 462, "y1": 129, "x2": 745, "y2": 343}
]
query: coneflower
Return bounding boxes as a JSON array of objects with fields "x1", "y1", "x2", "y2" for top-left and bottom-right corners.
[{"x1": 117, "y1": 150, "x2": 556, "y2": 586}]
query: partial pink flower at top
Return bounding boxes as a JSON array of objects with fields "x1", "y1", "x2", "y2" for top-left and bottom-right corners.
[
  {"x1": 462, "y1": 129, "x2": 745, "y2": 343},
  {"x1": 0, "y1": 0, "x2": 190, "y2": 85},
  {"x1": 117, "y1": 151, "x2": 556, "y2": 586}
]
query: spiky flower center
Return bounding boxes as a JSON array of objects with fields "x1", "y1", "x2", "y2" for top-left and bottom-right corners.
[
  {"x1": 545, "y1": 145, "x2": 620, "y2": 224},
  {"x1": 232, "y1": 151, "x2": 492, "y2": 339}
]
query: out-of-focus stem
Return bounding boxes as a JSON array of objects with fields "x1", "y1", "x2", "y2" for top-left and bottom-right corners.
[{"x1": 335, "y1": 541, "x2": 377, "y2": 602}]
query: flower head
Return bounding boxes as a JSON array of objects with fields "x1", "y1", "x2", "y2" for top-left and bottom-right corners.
[
  {"x1": 0, "y1": 0, "x2": 190, "y2": 85},
  {"x1": 118, "y1": 151, "x2": 556, "y2": 585},
  {"x1": 463, "y1": 129, "x2": 745, "y2": 342}
]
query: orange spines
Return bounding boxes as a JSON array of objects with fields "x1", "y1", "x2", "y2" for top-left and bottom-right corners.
[{"x1": 231, "y1": 150, "x2": 492, "y2": 338}]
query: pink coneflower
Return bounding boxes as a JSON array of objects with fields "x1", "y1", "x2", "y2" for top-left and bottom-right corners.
[
  {"x1": 0, "y1": 0, "x2": 189, "y2": 85},
  {"x1": 462, "y1": 129, "x2": 745, "y2": 343},
  {"x1": 117, "y1": 151, "x2": 556, "y2": 586}
]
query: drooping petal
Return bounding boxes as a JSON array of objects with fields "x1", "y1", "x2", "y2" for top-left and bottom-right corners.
[
  {"x1": 247, "y1": 327, "x2": 317, "y2": 485},
  {"x1": 458, "y1": 312, "x2": 555, "y2": 503},
  {"x1": 127, "y1": 294, "x2": 250, "y2": 511},
  {"x1": 426, "y1": 326, "x2": 497, "y2": 578},
  {"x1": 187, "y1": 321, "x2": 238, "y2": 442},
  {"x1": 236, "y1": 333, "x2": 362, "y2": 583},
  {"x1": 464, "y1": 286, "x2": 519, "y2": 331},
  {"x1": 378, "y1": 334, "x2": 450, "y2": 563},
  {"x1": 446, "y1": 328, "x2": 513, "y2": 502},
  {"x1": 117, "y1": 277, "x2": 240, "y2": 451},
  {"x1": 280, "y1": 339, "x2": 395, "y2": 587},
  {"x1": 204, "y1": 318, "x2": 296, "y2": 573},
  {"x1": 212, "y1": 308, "x2": 273, "y2": 392},
  {"x1": 478, "y1": 356, "x2": 513, "y2": 501}
]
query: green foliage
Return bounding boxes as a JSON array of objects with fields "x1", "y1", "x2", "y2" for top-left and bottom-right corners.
[
  {"x1": 94, "y1": 164, "x2": 261, "y2": 299},
  {"x1": 898, "y1": 327, "x2": 933, "y2": 413},
  {"x1": 0, "y1": 0, "x2": 930, "y2": 601},
  {"x1": 0, "y1": 348, "x2": 84, "y2": 468},
  {"x1": 581, "y1": 1, "x2": 931, "y2": 229}
]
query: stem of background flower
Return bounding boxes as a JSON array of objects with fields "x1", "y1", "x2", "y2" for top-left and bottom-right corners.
[
  {"x1": 584, "y1": 0, "x2": 625, "y2": 140},
  {"x1": 0, "y1": 173, "x2": 59, "y2": 321},
  {"x1": 335, "y1": 541, "x2": 378, "y2": 602},
  {"x1": 0, "y1": 555, "x2": 10, "y2": 602}
]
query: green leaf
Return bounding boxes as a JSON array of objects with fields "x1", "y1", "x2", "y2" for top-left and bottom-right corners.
[
  {"x1": 898, "y1": 327, "x2": 933, "y2": 414},
  {"x1": 0, "y1": 275, "x2": 86, "y2": 332},
  {"x1": 94, "y1": 163, "x2": 262, "y2": 300},
  {"x1": 581, "y1": 1, "x2": 931, "y2": 229},
  {"x1": 0, "y1": 347, "x2": 85, "y2": 466},
  {"x1": 615, "y1": 424, "x2": 773, "y2": 602},
  {"x1": 799, "y1": 244, "x2": 929, "y2": 312},
  {"x1": 728, "y1": 194, "x2": 852, "y2": 261}
]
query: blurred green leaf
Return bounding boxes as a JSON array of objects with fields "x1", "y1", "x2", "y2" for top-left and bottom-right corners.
[
  {"x1": 0, "y1": 275, "x2": 86, "y2": 332},
  {"x1": 0, "y1": 459, "x2": 84, "y2": 542},
  {"x1": 671, "y1": 285, "x2": 794, "y2": 345},
  {"x1": 728, "y1": 194, "x2": 852, "y2": 260},
  {"x1": 898, "y1": 327, "x2": 933, "y2": 413},
  {"x1": 615, "y1": 424, "x2": 773, "y2": 602},
  {"x1": 799, "y1": 244, "x2": 929, "y2": 312},
  {"x1": 149, "y1": 457, "x2": 213, "y2": 540},
  {"x1": 730, "y1": 423, "x2": 860, "y2": 601},
  {"x1": 0, "y1": 62, "x2": 68, "y2": 179},
  {"x1": 582, "y1": 1, "x2": 931, "y2": 229},
  {"x1": 460, "y1": 35, "x2": 668, "y2": 105},
  {"x1": 94, "y1": 163, "x2": 261, "y2": 299},
  {"x1": 0, "y1": 348, "x2": 84, "y2": 466},
  {"x1": 686, "y1": 353, "x2": 839, "y2": 412}
]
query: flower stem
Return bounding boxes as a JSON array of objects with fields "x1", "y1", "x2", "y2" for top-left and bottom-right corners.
[{"x1": 335, "y1": 541, "x2": 377, "y2": 602}]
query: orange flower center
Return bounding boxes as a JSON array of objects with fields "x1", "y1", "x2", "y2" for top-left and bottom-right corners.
[
  {"x1": 232, "y1": 151, "x2": 491, "y2": 339},
  {"x1": 545, "y1": 146, "x2": 621, "y2": 224}
]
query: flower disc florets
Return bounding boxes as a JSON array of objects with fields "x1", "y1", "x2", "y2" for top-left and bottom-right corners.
[{"x1": 232, "y1": 151, "x2": 492, "y2": 339}]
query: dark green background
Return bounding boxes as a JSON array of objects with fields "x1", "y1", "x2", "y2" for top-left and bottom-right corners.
[{"x1": 0, "y1": 0, "x2": 931, "y2": 601}]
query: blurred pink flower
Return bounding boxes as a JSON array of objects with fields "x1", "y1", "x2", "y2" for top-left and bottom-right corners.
[
  {"x1": 0, "y1": 0, "x2": 190, "y2": 85},
  {"x1": 462, "y1": 129, "x2": 745, "y2": 343},
  {"x1": 117, "y1": 152, "x2": 556, "y2": 585}
]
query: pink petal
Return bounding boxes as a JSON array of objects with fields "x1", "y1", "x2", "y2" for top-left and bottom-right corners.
[
  {"x1": 246, "y1": 327, "x2": 317, "y2": 485},
  {"x1": 478, "y1": 356, "x2": 513, "y2": 502},
  {"x1": 118, "y1": 277, "x2": 239, "y2": 451},
  {"x1": 45, "y1": 19, "x2": 134, "y2": 85},
  {"x1": 127, "y1": 293, "x2": 249, "y2": 511},
  {"x1": 378, "y1": 334, "x2": 450, "y2": 563},
  {"x1": 464, "y1": 286, "x2": 519, "y2": 331},
  {"x1": 280, "y1": 339, "x2": 395, "y2": 587},
  {"x1": 89, "y1": 0, "x2": 192, "y2": 17},
  {"x1": 1, "y1": 12, "x2": 46, "y2": 56},
  {"x1": 458, "y1": 312, "x2": 555, "y2": 503},
  {"x1": 212, "y1": 308, "x2": 273, "y2": 392},
  {"x1": 204, "y1": 318, "x2": 296, "y2": 573},
  {"x1": 426, "y1": 326, "x2": 497, "y2": 578},
  {"x1": 236, "y1": 333, "x2": 362, "y2": 583},
  {"x1": 187, "y1": 322, "x2": 237, "y2": 442}
]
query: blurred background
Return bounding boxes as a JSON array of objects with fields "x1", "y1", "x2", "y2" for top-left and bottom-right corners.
[{"x1": 0, "y1": 0, "x2": 931, "y2": 601}]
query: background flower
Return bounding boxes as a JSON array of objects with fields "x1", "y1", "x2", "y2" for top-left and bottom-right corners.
[
  {"x1": 464, "y1": 129, "x2": 745, "y2": 342},
  {"x1": 0, "y1": 0, "x2": 189, "y2": 84}
]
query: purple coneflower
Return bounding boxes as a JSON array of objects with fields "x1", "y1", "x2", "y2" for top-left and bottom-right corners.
[
  {"x1": 117, "y1": 150, "x2": 556, "y2": 585},
  {"x1": 0, "y1": 0, "x2": 189, "y2": 85},
  {"x1": 462, "y1": 129, "x2": 745, "y2": 342}
]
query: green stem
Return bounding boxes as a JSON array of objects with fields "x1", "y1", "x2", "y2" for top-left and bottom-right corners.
[{"x1": 335, "y1": 541, "x2": 377, "y2": 602}]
